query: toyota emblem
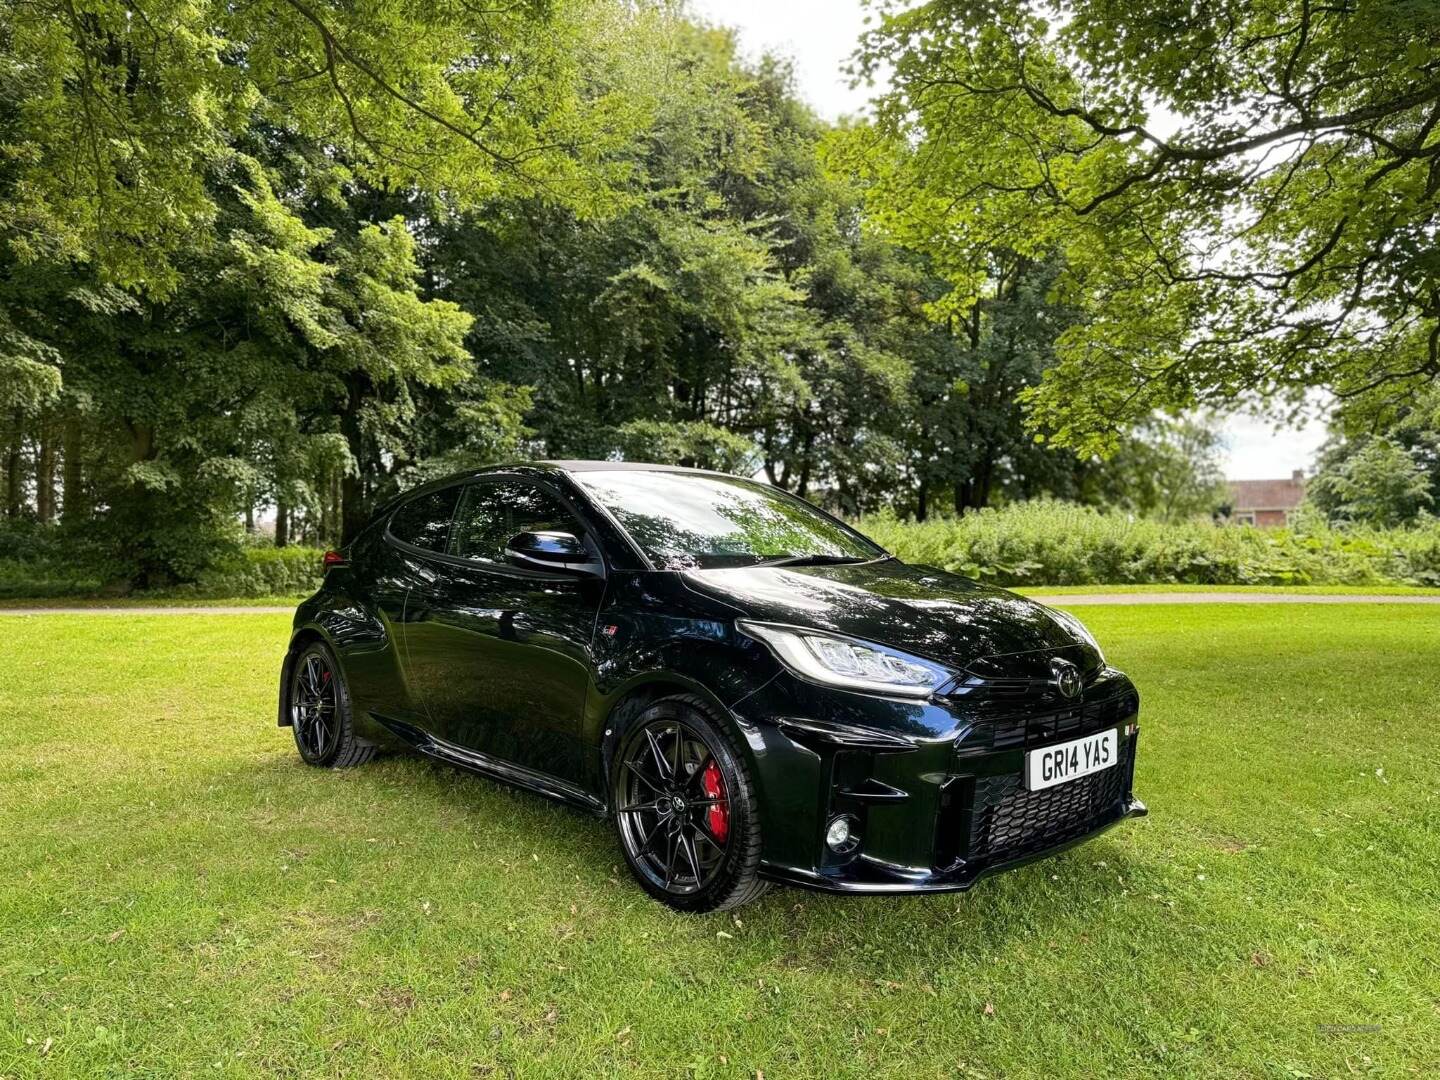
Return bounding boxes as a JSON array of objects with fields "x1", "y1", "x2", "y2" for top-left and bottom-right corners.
[{"x1": 1050, "y1": 657, "x2": 1082, "y2": 699}]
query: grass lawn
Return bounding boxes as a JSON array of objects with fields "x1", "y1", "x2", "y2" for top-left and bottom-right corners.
[
  {"x1": 1017, "y1": 583, "x2": 1440, "y2": 596},
  {"x1": 0, "y1": 596, "x2": 306, "y2": 610},
  {"x1": 3, "y1": 608, "x2": 1438, "y2": 1078}
]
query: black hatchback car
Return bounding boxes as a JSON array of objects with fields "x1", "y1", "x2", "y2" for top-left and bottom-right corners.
[{"x1": 280, "y1": 462, "x2": 1145, "y2": 911}]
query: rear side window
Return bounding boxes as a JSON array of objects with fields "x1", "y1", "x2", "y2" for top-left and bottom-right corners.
[
  {"x1": 387, "y1": 487, "x2": 460, "y2": 551},
  {"x1": 451, "y1": 481, "x2": 582, "y2": 564}
]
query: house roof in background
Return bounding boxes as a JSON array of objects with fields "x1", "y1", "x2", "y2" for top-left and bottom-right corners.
[{"x1": 1228, "y1": 474, "x2": 1306, "y2": 511}]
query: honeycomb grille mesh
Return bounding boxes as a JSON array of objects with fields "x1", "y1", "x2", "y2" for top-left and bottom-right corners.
[{"x1": 968, "y1": 746, "x2": 1130, "y2": 863}]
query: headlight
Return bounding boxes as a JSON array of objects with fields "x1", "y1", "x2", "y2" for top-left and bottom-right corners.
[
  {"x1": 737, "y1": 621, "x2": 949, "y2": 698},
  {"x1": 1050, "y1": 608, "x2": 1105, "y2": 664}
]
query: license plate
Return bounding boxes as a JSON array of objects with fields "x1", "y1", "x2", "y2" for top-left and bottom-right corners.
[{"x1": 1025, "y1": 728, "x2": 1119, "y2": 791}]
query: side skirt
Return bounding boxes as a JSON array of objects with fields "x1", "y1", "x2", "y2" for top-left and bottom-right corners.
[{"x1": 371, "y1": 714, "x2": 606, "y2": 817}]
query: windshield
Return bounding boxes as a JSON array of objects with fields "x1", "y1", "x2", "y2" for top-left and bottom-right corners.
[{"x1": 573, "y1": 470, "x2": 886, "y2": 570}]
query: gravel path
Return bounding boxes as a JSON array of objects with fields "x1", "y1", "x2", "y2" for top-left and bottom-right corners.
[{"x1": 3, "y1": 593, "x2": 1438, "y2": 616}]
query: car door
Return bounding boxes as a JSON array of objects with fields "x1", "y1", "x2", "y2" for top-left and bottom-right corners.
[
  {"x1": 400, "y1": 477, "x2": 605, "y2": 785},
  {"x1": 358, "y1": 484, "x2": 463, "y2": 724}
]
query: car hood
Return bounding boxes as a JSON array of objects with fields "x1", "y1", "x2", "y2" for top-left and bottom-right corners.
[{"x1": 681, "y1": 558, "x2": 1094, "y2": 675}]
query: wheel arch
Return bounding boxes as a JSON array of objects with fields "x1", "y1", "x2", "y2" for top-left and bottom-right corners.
[
  {"x1": 277, "y1": 625, "x2": 336, "y2": 728},
  {"x1": 595, "y1": 673, "x2": 759, "y2": 802}
]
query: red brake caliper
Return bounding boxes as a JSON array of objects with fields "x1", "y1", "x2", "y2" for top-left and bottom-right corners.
[{"x1": 700, "y1": 759, "x2": 729, "y2": 842}]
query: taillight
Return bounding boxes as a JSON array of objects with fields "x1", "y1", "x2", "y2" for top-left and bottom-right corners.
[{"x1": 322, "y1": 550, "x2": 347, "y2": 571}]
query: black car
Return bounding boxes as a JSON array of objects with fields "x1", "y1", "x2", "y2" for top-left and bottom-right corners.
[{"x1": 280, "y1": 462, "x2": 1145, "y2": 911}]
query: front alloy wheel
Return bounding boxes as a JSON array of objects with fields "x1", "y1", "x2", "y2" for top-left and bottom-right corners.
[{"x1": 612, "y1": 696, "x2": 767, "y2": 912}]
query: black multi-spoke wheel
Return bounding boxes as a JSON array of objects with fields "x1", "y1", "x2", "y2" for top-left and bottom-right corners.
[
  {"x1": 291, "y1": 651, "x2": 338, "y2": 760},
  {"x1": 611, "y1": 696, "x2": 767, "y2": 912},
  {"x1": 287, "y1": 641, "x2": 375, "y2": 768}
]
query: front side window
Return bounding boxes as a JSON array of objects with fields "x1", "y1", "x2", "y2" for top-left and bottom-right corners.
[
  {"x1": 572, "y1": 470, "x2": 884, "y2": 570},
  {"x1": 450, "y1": 481, "x2": 583, "y2": 564},
  {"x1": 387, "y1": 487, "x2": 460, "y2": 551}
]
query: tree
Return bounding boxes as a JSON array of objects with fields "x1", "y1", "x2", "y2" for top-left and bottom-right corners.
[
  {"x1": 896, "y1": 250, "x2": 1082, "y2": 517},
  {"x1": 1309, "y1": 384, "x2": 1440, "y2": 526},
  {"x1": 17, "y1": 148, "x2": 474, "y2": 585},
  {"x1": 0, "y1": 0, "x2": 659, "y2": 585},
  {"x1": 1080, "y1": 418, "x2": 1230, "y2": 523},
  {"x1": 431, "y1": 29, "x2": 925, "y2": 512},
  {"x1": 1309, "y1": 435, "x2": 1433, "y2": 527},
  {"x1": 2, "y1": 0, "x2": 648, "y2": 293},
  {"x1": 856, "y1": 0, "x2": 1440, "y2": 454}
]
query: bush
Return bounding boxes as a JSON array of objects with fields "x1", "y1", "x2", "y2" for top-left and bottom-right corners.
[
  {"x1": 855, "y1": 501, "x2": 1440, "y2": 587},
  {"x1": 5, "y1": 502, "x2": 1439, "y2": 598},
  {"x1": 0, "y1": 519, "x2": 323, "y2": 599},
  {"x1": 183, "y1": 545, "x2": 325, "y2": 598}
]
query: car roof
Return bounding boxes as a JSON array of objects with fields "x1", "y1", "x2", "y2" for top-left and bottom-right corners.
[
  {"x1": 382, "y1": 460, "x2": 746, "y2": 505},
  {"x1": 539, "y1": 460, "x2": 735, "y2": 476}
]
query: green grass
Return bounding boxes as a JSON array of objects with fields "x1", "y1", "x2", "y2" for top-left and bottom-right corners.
[
  {"x1": 3, "y1": 608, "x2": 1438, "y2": 1078},
  {"x1": 0, "y1": 596, "x2": 306, "y2": 609},
  {"x1": 1017, "y1": 583, "x2": 1440, "y2": 596}
]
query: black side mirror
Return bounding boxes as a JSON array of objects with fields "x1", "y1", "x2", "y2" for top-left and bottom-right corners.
[{"x1": 504, "y1": 531, "x2": 603, "y2": 576}]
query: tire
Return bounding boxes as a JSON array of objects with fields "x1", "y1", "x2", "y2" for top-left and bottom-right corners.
[
  {"x1": 287, "y1": 640, "x2": 375, "y2": 769},
  {"x1": 610, "y1": 694, "x2": 770, "y2": 913}
]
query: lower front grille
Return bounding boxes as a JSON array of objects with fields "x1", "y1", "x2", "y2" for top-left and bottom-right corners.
[{"x1": 968, "y1": 746, "x2": 1130, "y2": 864}]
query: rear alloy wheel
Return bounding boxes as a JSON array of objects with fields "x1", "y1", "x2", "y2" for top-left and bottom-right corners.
[
  {"x1": 288, "y1": 641, "x2": 374, "y2": 768},
  {"x1": 612, "y1": 696, "x2": 768, "y2": 912}
]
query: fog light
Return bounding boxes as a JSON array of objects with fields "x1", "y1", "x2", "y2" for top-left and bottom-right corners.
[{"x1": 826, "y1": 815, "x2": 853, "y2": 851}]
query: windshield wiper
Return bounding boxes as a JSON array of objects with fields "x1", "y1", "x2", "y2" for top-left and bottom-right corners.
[{"x1": 753, "y1": 553, "x2": 873, "y2": 568}]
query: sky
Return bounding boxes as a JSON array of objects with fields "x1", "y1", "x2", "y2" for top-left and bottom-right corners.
[{"x1": 687, "y1": 0, "x2": 1331, "y2": 481}]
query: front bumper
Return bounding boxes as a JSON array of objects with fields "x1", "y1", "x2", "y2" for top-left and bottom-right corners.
[
  {"x1": 737, "y1": 666, "x2": 1145, "y2": 894},
  {"x1": 761, "y1": 795, "x2": 1147, "y2": 894}
]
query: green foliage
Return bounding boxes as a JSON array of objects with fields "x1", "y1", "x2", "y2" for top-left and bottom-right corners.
[
  {"x1": 399, "y1": 379, "x2": 536, "y2": 487},
  {"x1": 613, "y1": 420, "x2": 756, "y2": 473},
  {"x1": 434, "y1": 32, "x2": 934, "y2": 512},
  {"x1": 858, "y1": 501, "x2": 1440, "y2": 587},
  {"x1": 1310, "y1": 384, "x2": 1440, "y2": 526},
  {"x1": 0, "y1": 0, "x2": 665, "y2": 588},
  {"x1": 189, "y1": 544, "x2": 324, "y2": 598},
  {"x1": 8, "y1": 2, "x2": 1409, "y2": 594},
  {"x1": 857, "y1": 0, "x2": 1440, "y2": 452},
  {"x1": 0, "y1": 521, "x2": 321, "y2": 598},
  {"x1": 1309, "y1": 435, "x2": 1434, "y2": 527},
  {"x1": 1079, "y1": 418, "x2": 1231, "y2": 523},
  {"x1": 1, "y1": 0, "x2": 650, "y2": 292}
]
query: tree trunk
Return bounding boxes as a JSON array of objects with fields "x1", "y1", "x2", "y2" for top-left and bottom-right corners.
[
  {"x1": 330, "y1": 472, "x2": 342, "y2": 548},
  {"x1": 916, "y1": 483, "x2": 928, "y2": 522},
  {"x1": 245, "y1": 502, "x2": 256, "y2": 533},
  {"x1": 36, "y1": 433, "x2": 52, "y2": 522},
  {"x1": 4, "y1": 418, "x2": 22, "y2": 518},
  {"x1": 123, "y1": 420, "x2": 166, "y2": 591},
  {"x1": 340, "y1": 472, "x2": 365, "y2": 544},
  {"x1": 62, "y1": 415, "x2": 84, "y2": 522},
  {"x1": 317, "y1": 476, "x2": 330, "y2": 546},
  {"x1": 36, "y1": 422, "x2": 55, "y2": 523},
  {"x1": 952, "y1": 441, "x2": 998, "y2": 513},
  {"x1": 275, "y1": 498, "x2": 290, "y2": 548},
  {"x1": 339, "y1": 375, "x2": 369, "y2": 543}
]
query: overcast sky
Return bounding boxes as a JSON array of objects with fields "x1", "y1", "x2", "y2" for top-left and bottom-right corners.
[{"x1": 687, "y1": 0, "x2": 1330, "y2": 480}]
